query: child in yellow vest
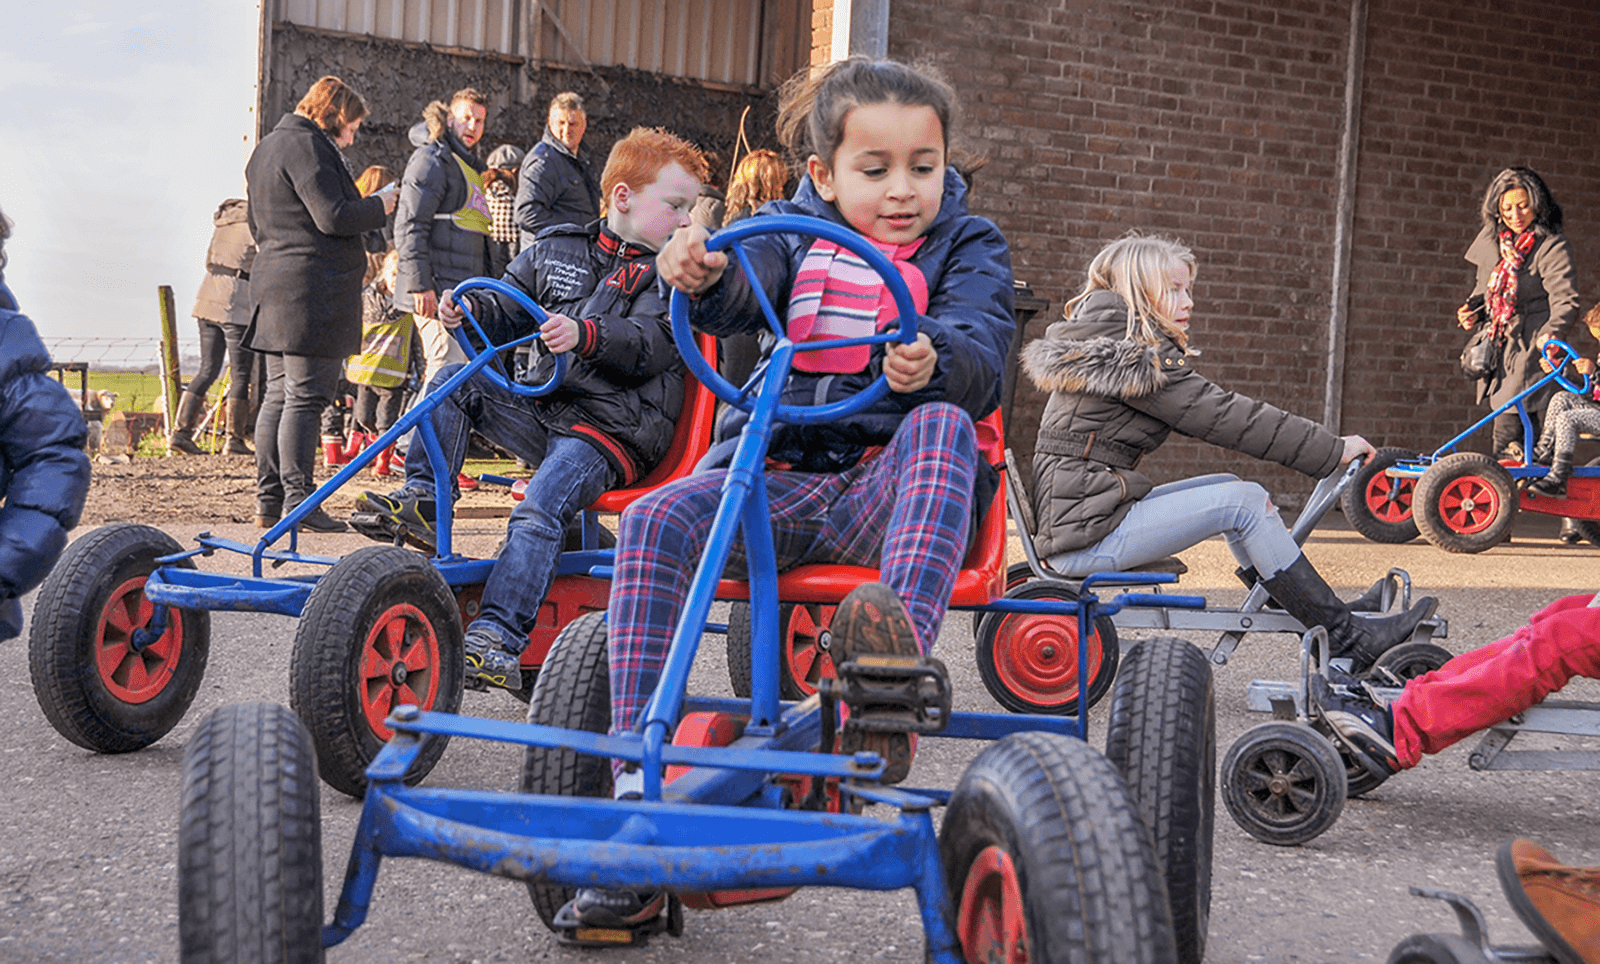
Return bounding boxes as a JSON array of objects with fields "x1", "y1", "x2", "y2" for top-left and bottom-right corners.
[{"x1": 348, "y1": 249, "x2": 415, "y2": 477}]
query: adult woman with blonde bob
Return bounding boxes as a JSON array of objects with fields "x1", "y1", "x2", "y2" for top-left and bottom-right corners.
[
  {"x1": 1457, "y1": 167, "x2": 1579, "y2": 462},
  {"x1": 245, "y1": 75, "x2": 397, "y2": 532},
  {"x1": 1025, "y1": 234, "x2": 1436, "y2": 672}
]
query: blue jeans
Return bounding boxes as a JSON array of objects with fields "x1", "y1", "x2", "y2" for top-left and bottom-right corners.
[
  {"x1": 471, "y1": 436, "x2": 615, "y2": 654},
  {"x1": 1045, "y1": 473, "x2": 1301, "y2": 579},
  {"x1": 403, "y1": 362, "x2": 555, "y2": 496}
]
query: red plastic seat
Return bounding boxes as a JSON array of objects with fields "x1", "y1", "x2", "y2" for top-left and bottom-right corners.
[{"x1": 714, "y1": 409, "x2": 1009, "y2": 608}]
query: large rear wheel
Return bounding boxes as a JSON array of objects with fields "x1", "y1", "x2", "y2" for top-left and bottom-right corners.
[
  {"x1": 289, "y1": 546, "x2": 463, "y2": 798},
  {"x1": 975, "y1": 581, "x2": 1119, "y2": 715},
  {"x1": 29, "y1": 523, "x2": 210, "y2": 752},
  {"x1": 1414, "y1": 452, "x2": 1517, "y2": 553},
  {"x1": 724, "y1": 601, "x2": 839, "y2": 700},
  {"x1": 1340, "y1": 447, "x2": 1420, "y2": 544},
  {"x1": 941, "y1": 731, "x2": 1177, "y2": 963},
  {"x1": 1104, "y1": 637, "x2": 1215, "y2": 964}
]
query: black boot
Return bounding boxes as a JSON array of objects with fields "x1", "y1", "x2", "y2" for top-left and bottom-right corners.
[
  {"x1": 1236, "y1": 566, "x2": 1392, "y2": 613},
  {"x1": 167, "y1": 390, "x2": 207, "y2": 455},
  {"x1": 1531, "y1": 437, "x2": 1554, "y2": 466},
  {"x1": 1261, "y1": 555, "x2": 1438, "y2": 673},
  {"x1": 1528, "y1": 453, "x2": 1572, "y2": 499}
]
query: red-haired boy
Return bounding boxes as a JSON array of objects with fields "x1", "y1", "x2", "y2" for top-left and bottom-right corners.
[{"x1": 354, "y1": 127, "x2": 707, "y2": 688}]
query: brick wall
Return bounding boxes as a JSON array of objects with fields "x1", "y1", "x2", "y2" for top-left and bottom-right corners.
[{"x1": 885, "y1": 0, "x2": 1600, "y2": 508}]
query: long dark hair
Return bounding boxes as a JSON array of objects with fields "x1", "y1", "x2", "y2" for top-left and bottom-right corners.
[{"x1": 1480, "y1": 167, "x2": 1563, "y2": 235}]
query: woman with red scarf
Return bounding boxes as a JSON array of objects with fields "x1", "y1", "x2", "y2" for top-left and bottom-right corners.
[{"x1": 1457, "y1": 167, "x2": 1580, "y2": 467}]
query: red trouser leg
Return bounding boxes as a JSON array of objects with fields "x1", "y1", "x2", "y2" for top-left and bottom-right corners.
[{"x1": 1391, "y1": 593, "x2": 1600, "y2": 768}]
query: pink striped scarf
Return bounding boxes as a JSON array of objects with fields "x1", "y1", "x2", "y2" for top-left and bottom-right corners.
[{"x1": 786, "y1": 236, "x2": 930, "y2": 373}]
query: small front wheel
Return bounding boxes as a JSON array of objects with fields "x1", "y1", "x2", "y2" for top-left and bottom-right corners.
[
  {"x1": 1414, "y1": 452, "x2": 1517, "y2": 553},
  {"x1": 1384, "y1": 932, "x2": 1498, "y2": 964},
  {"x1": 975, "y1": 581, "x2": 1119, "y2": 715},
  {"x1": 1366, "y1": 641, "x2": 1452, "y2": 685},
  {"x1": 1221, "y1": 722, "x2": 1347, "y2": 846},
  {"x1": 178, "y1": 703, "x2": 324, "y2": 964},
  {"x1": 1341, "y1": 447, "x2": 1420, "y2": 544}
]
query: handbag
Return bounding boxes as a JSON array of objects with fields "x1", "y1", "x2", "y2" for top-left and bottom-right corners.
[{"x1": 1459, "y1": 326, "x2": 1499, "y2": 379}]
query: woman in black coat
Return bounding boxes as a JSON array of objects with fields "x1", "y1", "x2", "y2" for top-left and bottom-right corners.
[
  {"x1": 245, "y1": 75, "x2": 395, "y2": 531},
  {"x1": 1456, "y1": 167, "x2": 1579, "y2": 462}
]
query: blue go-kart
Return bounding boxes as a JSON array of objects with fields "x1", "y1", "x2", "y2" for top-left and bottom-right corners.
[
  {"x1": 26, "y1": 277, "x2": 718, "y2": 799},
  {"x1": 175, "y1": 216, "x2": 1220, "y2": 963},
  {"x1": 1340, "y1": 339, "x2": 1597, "y2": 553}
]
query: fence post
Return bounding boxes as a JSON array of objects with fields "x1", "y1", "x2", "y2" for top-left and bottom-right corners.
[{"x1": 158, "y1": 285, "x2": 181, "y2": 438}]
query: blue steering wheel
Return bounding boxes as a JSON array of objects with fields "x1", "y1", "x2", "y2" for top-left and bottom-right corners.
[
  {"x1": 668, "y1": 214, "x2": 920, "y2": 426},
  {"x1": 1544, "y1": 338, "x2": 1591, "y2": 396},
  {"x1": 447, "y1": 277, "x2": 568, "y2": 397}
]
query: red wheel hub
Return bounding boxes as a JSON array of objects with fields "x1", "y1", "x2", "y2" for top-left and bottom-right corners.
[
  {"x1": 359, "y1": 603, "x2": 442, "y2": 739},
  {"x1": 1363, "y1": 474, "x2": 1414, "y2": 523},
  {"x1": 1437, "y1": 475, "x2": 1501, "y2": 534},
  {"x1": 992, "y1": 611, "x2": 1100, "y2": 707},
  {"x1": 957, "y1": 845, "x2": 1030, "y2": 963},
  {"x1": 95, "y1": 576, "x2": 183, "y2": 704},
  {"x1": 783, "y1": 604, "x2": 837, "y2": 696}
]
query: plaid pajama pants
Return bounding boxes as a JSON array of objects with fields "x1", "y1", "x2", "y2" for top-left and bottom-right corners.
[{"x1": 606, "y1": 401, "x2": 979, "y2": 738}]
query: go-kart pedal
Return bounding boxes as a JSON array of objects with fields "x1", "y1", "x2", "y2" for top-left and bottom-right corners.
[
  {"x1": 350, "y1": 489, "x2": 438, "y2": 550},
  {"x1": 823, "y1": 583, "x2": 952, "y2": 784},
  {"x1": 551, "y1": 889, "x2": 681, "y2": 947}
]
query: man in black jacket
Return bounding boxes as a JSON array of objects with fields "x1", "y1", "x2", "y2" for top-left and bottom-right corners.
[
  {"x1": 514, "y1": 91, "x2": 600, "y2": 253},
  {"x1": 354, "y1": 128, "x2": 706, "y2": 690}
]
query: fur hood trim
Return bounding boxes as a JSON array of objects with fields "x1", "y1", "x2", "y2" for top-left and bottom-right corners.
[
  {"x1": 422, "y1": 100, "x2": 450, "y2": 143},
  {"x1": 1022, "y1": 335, "x2": 1168, "y2": 399}
]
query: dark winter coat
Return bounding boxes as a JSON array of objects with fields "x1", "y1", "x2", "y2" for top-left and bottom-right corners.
[
  {"x1": 244, "y1": 113, "x2": 387, "y2": 358},
  {"x1": 191, "y1": 199, "x2": 255, "y2": 327},
  {"x1": 514, "y1": 130, "x2": 601, "y2": 252},
  {"x1": 1023, "y1": 290, "x2": 1343, "y2": 559},
  {"x1": 457, "y1": 222, "x2": 683, "y2": 485},
  {"x1": 688, "y1": 168, "x2": 1014, "y2": 492},
  {"x1": 1463, "y1": 225, "x2": 1580, "y2": 407},
  {"x1": 395, "y1": 103, "x2": 491, "y2": 313},
  {"x1": 0, "y1": 285, "x2": 91, "y2": 641}
]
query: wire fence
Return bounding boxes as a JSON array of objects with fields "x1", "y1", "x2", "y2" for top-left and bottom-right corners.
[{"x1": 41, "y1": 338, "x2": 203, "y2": 413}]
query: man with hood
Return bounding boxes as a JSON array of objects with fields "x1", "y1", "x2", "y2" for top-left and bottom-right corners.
[
  {"x1": 394, "y1": 87, "x2": 493, "y2": 394},
  {"x1": 514, "y1": 91, "x2": 600, "y2": 252}
]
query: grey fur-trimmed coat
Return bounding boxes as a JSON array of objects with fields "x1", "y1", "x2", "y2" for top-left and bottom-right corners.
[{"x1": 1023, "y1": 290, "x2": 1342, "y2": 559}]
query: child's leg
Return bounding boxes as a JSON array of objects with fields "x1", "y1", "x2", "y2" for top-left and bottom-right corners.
[
  {"x1": 1046, "y1": 477, "x2": 1298, "y2": 579},
  {"x1": 1537, "y1": 392, "x2": 1582, "y2": 460},
  {"x1": 473, "y1": 437, "x2": 615, "y2": 652},
  {"x1": 809, "y1": 402, "x2": 978, "y2": 653},
  {"x1": 398, "y1": 365, "x2": 545, "y2": 495},
  {"x1": 1390, "y1": 593, "x2": 1600, "y2": 767}
]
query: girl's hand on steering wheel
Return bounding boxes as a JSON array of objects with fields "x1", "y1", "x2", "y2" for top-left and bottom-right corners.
[
  {"x1": 657, "y1": 225, "x2": 728, "y2": 295},
  {"x1": 885, "y1": 333, "x2": 937, "y2": 393},
  {"x1": 541, "y1": 314, "x2": 580, "y2": 354},
  {"x1": 1339, "y1": 434, "x2": 1376, "y2": 465}
]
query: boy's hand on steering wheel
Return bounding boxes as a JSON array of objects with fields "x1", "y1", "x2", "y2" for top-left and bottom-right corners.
[
  {"x1": 541, "y1": 314, "x2": 580, "y2": 354},
  {"x1": 657, "y1": 226, "x2": 727, "y2": 295},
  {"x1": 438, "y1": 289, "x2": 464, "y2": 328},
  {"x1": 885, "y1": 334, "x2": 937, "y2": 394},
  {"x1": 1339, "y1": 434, "x2": 1376, "y2": 465}
]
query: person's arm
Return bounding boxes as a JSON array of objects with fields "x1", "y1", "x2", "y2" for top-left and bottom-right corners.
[
  {"x1": 514, "y1": 148, "x2": 560, "y2": 241},
  {"x1": 571, "y1": 273, "x2": 681, "y2": 381},
  {"x1": 1533, "y1": 233, "x2": 1580, "y2": 346},
  {"x1": 394, "y1": 150, "x2": 445, "y2": 309},
  {"x1": 286, "y1": 138, "x2": 385, "y2": 238},
  {"x1": 0, "y1": 317, "x2": 91, "y2": 613}
]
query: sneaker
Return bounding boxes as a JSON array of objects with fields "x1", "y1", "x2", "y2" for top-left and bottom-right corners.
[
  {"x1": 463, "y1": 627, "x2": 524, "y2": 690},
  {"x1": 1309, "y1": 674, "x2": 1401, "y2": 778},
  {"x1": 289, "y1": 505, "x2": 348, "y2": 533},
  {"x1": 457, "y1": 472, "x2": 480, "y2": 492},
  {"x1": 832, "y1": 582, "x2": 923, "y2": 784},
  {"x1": 352, "y1": 487, "x2": 438, "y2": 548},
  {"x1": 555, "y1": 887, "x2": 666, "y2": 930}
]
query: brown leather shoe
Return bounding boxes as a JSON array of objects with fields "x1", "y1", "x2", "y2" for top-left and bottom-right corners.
[{"x1": 1496, "y1": 838, "x2": 1600, "y2": 964}]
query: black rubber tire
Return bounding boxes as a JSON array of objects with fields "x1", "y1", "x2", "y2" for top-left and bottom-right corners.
[
  {"x1": 1414, "y1": 452, "x2": 1518, "y2": 554},
  {"x1": 975, "y1": 580, "x2": 1119, "y2": 715},
  {"x1": 1104, "y1": 637, "x2": 1215, "y2": 964},
  {"x1": 1340, "y1": 447, "x2": 1421, "y2": 544},
  {"x1": 1367, "y1": 641, "x2": 1452, "y2": 685},
  {"x1": 1384, "y1": 932, "x2": 1496, "y2": 964},
  {"x1": 970, "y1": 562, "x2": 1037, "y2": 636},
  {"x1": 1577, "y1": 518, "x2": 1600, "y2": 549},
  {"x1": 1220, "y1": 722, "x2": 1347, "y2": 847},
  {"x1": 941, "y1": 731, "x2": 1177, "y2": 964},
  {"x1": 178, "y1": 703, "x2": 324, "y2": 964},
  {"x1": 28, "y1": 523, "x2": 211, "y2": 753},
  {"x1": 289, "y1": 545, "x2": 463, "y2": 799},
  {"x1": 520, "y1": 611, "x2": 613, "y2": 931},
  {"x1": 724, "y1": 600, "x2": 838, "y2": 700},
  {"x1": 1341, "y1": 746, "x2": 1390, "y2": 799}
]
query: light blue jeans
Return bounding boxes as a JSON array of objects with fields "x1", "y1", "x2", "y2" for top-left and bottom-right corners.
[{"x1": 1046, "y1": 473, "x2": 1301, "y2": 579}]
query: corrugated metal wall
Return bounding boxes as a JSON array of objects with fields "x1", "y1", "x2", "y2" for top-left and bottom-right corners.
[{"x1": 271, "y1": 0, "x2": 787, "y2": 87}]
